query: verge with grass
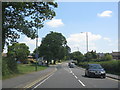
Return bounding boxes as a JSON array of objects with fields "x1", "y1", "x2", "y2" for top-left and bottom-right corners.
[{"x1": 3, "y1": 64, "x2": 47, "y2": 80}]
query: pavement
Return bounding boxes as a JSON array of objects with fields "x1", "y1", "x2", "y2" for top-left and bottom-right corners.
[
  {"x1": 2, "y1": 62, "x2": 120, "y2": 89},
  {"x1": 106, "y1": 73, "x2": 120, "y2": 81},
  {"x1": 2, "y1": 65, "x2": 57, "y2": 88}
]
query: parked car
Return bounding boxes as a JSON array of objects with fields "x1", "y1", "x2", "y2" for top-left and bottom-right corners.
[
  {"x1": 68, "y1": 62, "x2": 75, "y2": 68},
  {"x1": 85, "y1": 64, "x2": 106, "y2": 78}
]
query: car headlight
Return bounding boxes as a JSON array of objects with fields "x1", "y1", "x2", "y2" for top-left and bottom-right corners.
[{"x1": 101, "y1": 71, "x2": 105, "y2": 73}]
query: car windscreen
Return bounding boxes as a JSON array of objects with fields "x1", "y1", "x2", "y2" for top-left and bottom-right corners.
[{"x1": 89, "y1": 65, "x2": 103, "y2": 69}]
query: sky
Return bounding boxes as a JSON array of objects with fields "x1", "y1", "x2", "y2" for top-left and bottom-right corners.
[{"x1": 4, "y1": 2, "x2": 118, "y2": 54}]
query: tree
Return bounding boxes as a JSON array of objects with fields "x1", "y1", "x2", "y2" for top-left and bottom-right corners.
[
  {"x1": 2, "y1": 2, "x2": 58, "y2": 51},
  {"x1": 63, "y1": 45, "x2": 71, "y2": 60},
  {"x1": 38, "y1": 31, "x2": 68, "y2": 65},
  {"x1": 84, "y1": 52, "x2": 93, "y2": 62},
  {"x1": 70, "y1": 51, "x2": 84, "y2": 65},
  {"x1": 103, "y1": 53, "x2": 113, "y2": 61},
  {"x1": 84, "y1": 50, "x2": 98, "y2": 62},
  {"x1": 7, "y1": 43, "x2": 30, "y2": 63},
  {"x1": 90, "y1": 50, "x2": 97, "y2": 59}
]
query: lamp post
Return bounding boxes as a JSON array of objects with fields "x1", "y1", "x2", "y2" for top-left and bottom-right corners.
[
  {"x1": 35, "y1": 11, "x2": 39, "y2": 71},
  {"x1": 81, "y1": 32, "x2": 88, "y2": 53},
  {"x1": 86, "y1": 32, "x2": 88, "y2": 53}
]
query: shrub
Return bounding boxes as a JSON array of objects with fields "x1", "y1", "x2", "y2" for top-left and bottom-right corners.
[
  {"x1": 2, "y1": 57, "x2": 18, "y2": 76},
  {"x1": 79, "y1": 60, "x2": 120, "y2": 75},
  {"x1": 2, "y1": 58, "x2": 10, "y2": 76}
]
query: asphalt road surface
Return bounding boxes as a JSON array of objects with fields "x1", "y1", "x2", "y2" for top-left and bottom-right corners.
[{"x1": 31, "y1": 62, "x2": 119, "y2": 89}]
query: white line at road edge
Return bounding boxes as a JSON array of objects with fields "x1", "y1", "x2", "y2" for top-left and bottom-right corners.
[
  {"x1": 32, "y1": 73, "x2": 54, "y2": 89},
  {"x1": 78, "y1": 80, "x2": 85, "y2": 87}
]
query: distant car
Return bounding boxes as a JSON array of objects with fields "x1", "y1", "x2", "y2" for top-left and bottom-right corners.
[
  {"x1": 68, "y1": 63, "x2": 75, "y2": 68},
  {"x1": 85, "y1": 64, "x2": 106, "y2": 78}
]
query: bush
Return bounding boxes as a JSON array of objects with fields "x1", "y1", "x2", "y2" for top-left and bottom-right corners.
[
  {"x1": 78, "y1": 60, "x2": 120, "y2": 75},
  {"x1": 2, "y1": 58, "x2": 10, "y2": 76},
  {"x1": 7, "y1": 57, "x2": 18, "y2": 73},
  {"x1": 99, "y1": 60, "x2": 119, "y2": 74},
  {"x1": 2, "y1": 57, "x2": 18, "y2": 76}
]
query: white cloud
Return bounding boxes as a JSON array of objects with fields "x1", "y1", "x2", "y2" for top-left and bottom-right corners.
[
  {"x1": 19, "y1": 36, "x2": 41, "y2": 53},
  {"x1": 67, "y1": 32, "x2": 102, "y2": 53},
  {"x1": 103, "y1": 37, "x2": 111, "y2": 42},
  {"x1": 3, "y1": 37, "x2": 42, "y2": 53},
  {"x1": 67, "y1": 32, "x2": 117, "y2": 53},
  {"x1": 46, "y1": 18, "x2": 64, "y2": 28},
  {"x1": 97, "y1": 10, "x2": 112, "y2": 17},
  {"x1": 20, "y1": 37, "x2": 41, "y2": 46}
]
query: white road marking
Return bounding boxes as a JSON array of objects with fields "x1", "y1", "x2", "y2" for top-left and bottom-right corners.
[
  {"x1": 78, "y1": 80, "x2": 85, "y2": 87},
  {"x1": 69, "y1": 68, "x2": 73, "y2": 73},
  {"x1": 32, "y1": 73, "x2": 54, "y2": 89},
  {"x1": 69, "y1": 68, "x2": 86, "y2": 87},
  {"x1": 74, "y1": 75, "x2": 78, "y2": 79}
]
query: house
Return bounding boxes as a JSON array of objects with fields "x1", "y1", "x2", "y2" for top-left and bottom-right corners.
[
  {"x1": 27, "y1": 55, "x2": 36, "y2": 63},
  {"x1": 97, "y1": 53, "x2": 105, "y2": 58},
  {"x1": 112, "y1": 52, "x2": 120, "y2": 60}
]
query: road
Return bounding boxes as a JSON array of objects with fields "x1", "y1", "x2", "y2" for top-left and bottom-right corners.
[{"x1": 31, "y1": 62, "x2": 119, "y2": 89}]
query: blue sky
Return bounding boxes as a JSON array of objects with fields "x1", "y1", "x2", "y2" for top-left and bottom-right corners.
[{"x1": 8, "y1": 2, "x2": 118, "y2": 54}]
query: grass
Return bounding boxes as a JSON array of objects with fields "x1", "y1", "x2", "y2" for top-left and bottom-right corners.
[{"x1": 3, "y1": 64, "x2": 47, "y2": 80}]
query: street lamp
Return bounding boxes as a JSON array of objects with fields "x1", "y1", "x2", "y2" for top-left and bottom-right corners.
[
  {"x1": 35, "y1": 11, "x2": 39, "y2": 71},
  {"x1": 81, "y1": 32, "x2": 88, "y2": 53}
]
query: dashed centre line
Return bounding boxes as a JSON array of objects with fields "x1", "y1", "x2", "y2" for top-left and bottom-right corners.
[
  {"x1": 74, "y1": 75, "x2": 78, "y2": 79},
  {"x1": 69, "y1": 68, "x2": 86, "y2": 87},
  {"x1": 78, "y1": 80, "x2": 86, "y2": 87}
]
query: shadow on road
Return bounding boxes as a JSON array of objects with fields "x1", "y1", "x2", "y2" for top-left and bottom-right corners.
[{"x1": 82, "y1": 75, "x2": 105, "y2": 80}]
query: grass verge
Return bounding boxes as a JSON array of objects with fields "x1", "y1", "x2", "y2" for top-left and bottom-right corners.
[{"x1": 3, "y1": 64, "x2": 47, "y2": 80}]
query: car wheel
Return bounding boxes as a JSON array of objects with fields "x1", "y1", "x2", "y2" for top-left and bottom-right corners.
[
  {"x1": 101, "y1": 75, "x2": 105, "y2": 79},
  {"x1": 103, "y1": 75, "x2": 106, "y2": 78}
]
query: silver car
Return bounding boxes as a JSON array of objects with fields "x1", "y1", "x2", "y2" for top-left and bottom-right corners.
[{"x1": 85, "y1": 64, "x2": 106, "y2": 78}]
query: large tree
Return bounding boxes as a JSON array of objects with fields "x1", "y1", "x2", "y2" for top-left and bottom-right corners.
[
  {"x1": 7, "y1": 43, "x2": 30, "y2": 63},
  {"x1": 70, "y1": 51, "x2": 84, "y2": 64},
  {"x1": 38, "y1": 31, "x2": 69, "y2": 65},
  {"x1": 2, "y1": 2, "x2": 58, "y2": 51}
]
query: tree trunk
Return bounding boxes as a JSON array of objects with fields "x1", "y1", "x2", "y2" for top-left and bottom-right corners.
[{"x1": 53, "y1": 60, "x2": 56, "y2": 64}]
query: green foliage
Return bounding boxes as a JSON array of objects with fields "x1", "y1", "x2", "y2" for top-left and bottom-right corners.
[
  {"x1": 70, "y1": 51, "x2": 84, "y2": 64},
  {"x1": 7, "y1": 43, "x2": 30, "y2": 63},
  {"x1": 3, "y1": 64, "x2": 47, "y2": 79},
  {"x1": 2, "y1": 2, "x2": 58, "y2": 50},
  {"x1": 2, "y1": 57, "x2": 18, "y2": 76},
  {"x1": 103, "y1": 53, "x2": 113, "y2": 61},
  {"x1": 18, "y1": 64, "x2": 47, "y2": 74},
  {"x1": 79, "y1": 60, "x2": 120, "y2": 75},
  {"x1": 84, "y1": 52, "x2": 93, "y2": 62},
  {"x1": 2, "y1": 58, "x2": 10, "y2": 76},
  {"x1": 84, "y1": 50, "x2": 97, "y2": 62},
  {"x1": 37, "y1": 31, "x2": 70, "y2": 65}
]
